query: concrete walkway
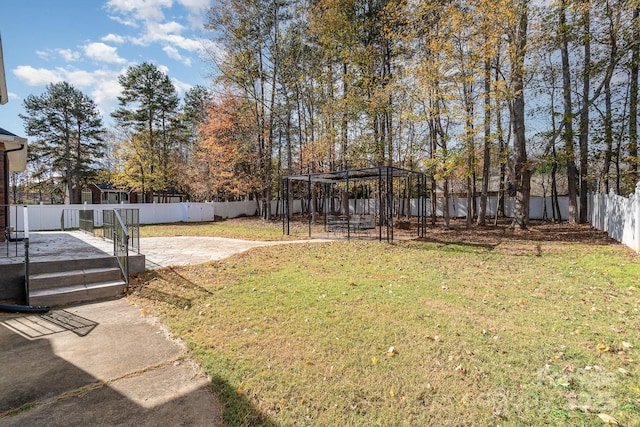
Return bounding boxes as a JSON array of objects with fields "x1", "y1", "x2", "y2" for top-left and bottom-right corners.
[
  {"x1": 0, "y1": 298, "x2": 223, "y2": 426},
  {"x1": 140, "y1": 235, "x2": 328, "y2": 269}
]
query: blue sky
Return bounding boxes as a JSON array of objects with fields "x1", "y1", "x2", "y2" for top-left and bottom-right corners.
[{"x1": 1, "y1": 0, "x2": 214, "y2": 136}]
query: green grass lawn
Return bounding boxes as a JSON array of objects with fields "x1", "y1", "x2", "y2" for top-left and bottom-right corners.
[
  {"x1": 139, "y1": 218, "x2": 311, "y2": 241},
  {"x1": 129, "y1": 225, "x2": 640, "y2": 426}
]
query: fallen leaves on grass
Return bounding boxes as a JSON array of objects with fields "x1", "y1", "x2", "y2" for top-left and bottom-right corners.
[
  {"x1": 455, "y1": 365, "x2": 467, "y2": 374},
  {"x1": 596, "y1": 413, "x2": 620, "y2": 425}
]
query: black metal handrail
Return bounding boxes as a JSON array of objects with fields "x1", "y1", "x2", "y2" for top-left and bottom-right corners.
[
  {"x1": 102, "y1": 208, "x2": 139, "y2": 253},
  {"x1": 103, "y1": 209, "x2": 114, "y2": 241},
  {"x1": 115, "y1": 208, "x2": 140, "y2": 253},
  {"x1": 113, "y1": 210, "x2": 129, "y2": 289},
  {"x1": 2, "y1": 204, "x2": 22, "y2": 257},
  {"x1": 23, "y1": 206, "x2": 30, "y2": 305},
  {"x1": 79, "y1": 209, "x2": 95, "y2": 235}
]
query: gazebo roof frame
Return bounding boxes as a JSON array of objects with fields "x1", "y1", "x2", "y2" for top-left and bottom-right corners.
[{"x1": 284, "y1": 166, "x2": 424, "y2": 184}]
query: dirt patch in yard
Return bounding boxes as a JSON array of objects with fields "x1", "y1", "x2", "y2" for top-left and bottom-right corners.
[
  {"x1": 417, "y1": 219, "x2": 620, "y2": 247},
  {"x1": 229, "y1": 215, "x2": 623, "y2": 247}
]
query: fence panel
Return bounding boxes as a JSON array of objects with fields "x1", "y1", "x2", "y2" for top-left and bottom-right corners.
[
  {"x1": 16, "y1": 190, "x2": 638, "y2": 254},
  {"x1": 588, "y1": 183, "x2": 640, "y2": 253}
]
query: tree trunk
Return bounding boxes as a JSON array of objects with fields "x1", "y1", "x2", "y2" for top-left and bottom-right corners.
[
  {"x1": 578, "y1": 2, "x2": 590, "y2": 223},
  {"x1": 443, "y1": 178, "x2": 450, "y2": 229},
  {"x1": 464, "y1": 82, "x2": 474, "y2": 229},
  {"x1": 603, "y1": 78, "x2": 613, "y2": 193},
  {"x1": 342, "y1": 62, "x2": 348, "y2": 170},
  {"x1": 511, "y1": 2, "x2": 530, "y2": 229},
  {"x1": 551, "y1": 142, "x2": 562, "y2": 222},
  {"x1": 495, "y1": 52, "x2": 507, "y2": 221},
  {"x1": 561, "y1": 0, "x2": 578, "y2": 224},
  {"x1": 478, "y1": 57, "x2": 492, "y2": 226},
  {"x1": 629, "y1": 6, "x2": 639, "y2": 184}
]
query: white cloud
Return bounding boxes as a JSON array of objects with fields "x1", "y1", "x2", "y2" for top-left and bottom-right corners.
[
  {"x1": 8, "y1": 92, "x2": 19, "y2": 100},
  {"x1": 104, "y1": 0, "x2": 207, "y2": 70},
  {"x1": 107, "y1": 14, "x2": 139, "y2": 28},
  {"x1": 200, "y1": 39, "x2": 224, "y2": 64},
  {"x1": 35, "y1": 50, "x2": 51, "y2": 60},
  {"x1": 177, "y1": 0, "x2": 210, "y2": 11},
  {"x1": 171, "y1": 77, "x2": 192, "y2": 95},
  {"x1": 13, "y1": 66, "x2": 62, "y2": 86},
  {"x1": 156, "y1": 21, "x2": 185, "y2": 35},
  {"x1": 101, "y1": 33, "x2": 126, "y2": 44},
  {"x1": 163, "y1": 46, "x2": 191, "y2": 66},
  {"x1": 157, "y1": 64, "x2": 170, "y2": 75},
  {"x1": 105, "y1": 0, "x2": 172, "y2": 22},
  {"x1": 35, "y1": 48, "x2": 81, "y2": 62},
  {"x1": 91, "y1": 70, "x2": 125, "y2": 115},
  {"x1": 137, "y1": 21, "x2": 185, "y2": 45},
  {"x1": 56, "y1": 49, "x2": 81, "y2": 62},
  {"x1": 64, "y1": 69, "x2": 99, "y2": 87},
  {"x1": 12, "y1": 65, "x2": 123, "y2": 117},
  {"x1": 84, "y1": 42, "x2": 127, "y2": 64},
  {"x1": 168, "y1": 35, "x2": 202, "y2": 51}
]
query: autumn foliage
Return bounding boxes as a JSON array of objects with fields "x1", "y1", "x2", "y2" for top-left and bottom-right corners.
[{"x1": 189, "y1": 92, "x2": 260, "y2": 201}]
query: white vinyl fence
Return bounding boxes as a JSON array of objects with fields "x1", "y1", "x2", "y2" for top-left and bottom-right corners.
[
  {"x1": 326, "y1": 196, "x2": 570, "y2": 220},
  {"x1": 12, "y1": 187, "x2": 639, "y2": 253},
  {"x1": 17, "y1": 200, "x2": 304, "y2": 231},
  {"x1": 588, "y1": 183, "x2": 640, "y2": 253}
]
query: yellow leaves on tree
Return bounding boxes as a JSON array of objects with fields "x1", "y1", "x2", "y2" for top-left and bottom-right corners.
[{"x1": 189, "y1": 92, "x2": 260, "y2": 201}]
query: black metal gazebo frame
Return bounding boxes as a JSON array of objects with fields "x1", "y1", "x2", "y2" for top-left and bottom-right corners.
[{"x1": 282, "y1": 166, "x2": 428, "y2": 242}]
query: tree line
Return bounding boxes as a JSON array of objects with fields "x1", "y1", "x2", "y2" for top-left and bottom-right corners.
[
  {"x1": 201, "y1": 0, "x2": 640, "y2": 227},
  {"x1": 19, "y1": 63, "x2": 210, "y2": 205},
  {"x1": 16, "y1": 0, "x2": 640, "y2": 229}
]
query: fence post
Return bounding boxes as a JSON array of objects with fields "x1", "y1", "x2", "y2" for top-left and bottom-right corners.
[{"x1": 635, "y1": 182, "x2": 640, "y2": 253}]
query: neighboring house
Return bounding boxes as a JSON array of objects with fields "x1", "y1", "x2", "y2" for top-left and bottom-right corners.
[
  {"x1": 82, "y1": 183, "x2": 187, "y2": 204},
  {"x1": 83, "y1": 183, "x2": 134, "y2": 204},
  {"x1": 0, "y1": 35, "x2": 28, "y2": 241}
]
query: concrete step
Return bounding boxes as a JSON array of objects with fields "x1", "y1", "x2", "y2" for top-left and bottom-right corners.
[
  {"x1": 29, "y1": 267, "x2": 123, "y2": 291},
  {"x1": 29, "y1": 256, "x2": 119, "y2": 275},
  {"x1": 29, "y1": 280, "x2": 126, "y2": 307}
]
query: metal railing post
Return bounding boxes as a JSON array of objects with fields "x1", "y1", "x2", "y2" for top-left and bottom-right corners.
[
  {"x1": 23, "y1": 206, "x2": 30, "y2": 305},
  {"x1": 113, "y1": 210, "x2": 130, "y2": 289}
]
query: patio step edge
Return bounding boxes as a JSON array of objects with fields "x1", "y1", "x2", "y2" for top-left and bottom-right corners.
[
  {"x1": 29, "y1": 256, "x2": 119, "y2": 275},
  {"x1": 29, "y1": 267, "x2": 122, "y2": 290},
  {"x1": 29, "y1": 280, "x2": 126, "y2": 307}
]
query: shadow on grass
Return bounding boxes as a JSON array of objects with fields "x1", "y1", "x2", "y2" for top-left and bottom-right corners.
[
  {"x1": 210, "y1": 375, "x2": 279, "y2": 427},
  {"x1": 130, "y1": 267, "x2": 217, "y2": 308},
  {"x1": 411, "y1": 238, "x2": 498, "y2": 253},
  {"x1": 137, "y1": 287, "x2": 193, "y2": 309}
]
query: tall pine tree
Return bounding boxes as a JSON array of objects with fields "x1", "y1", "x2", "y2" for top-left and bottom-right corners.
[
  {"x1": 21, "y1": 81, "x2": 104, "y2": 204},
  {"x1": 111, "y1": 62, "x2": 182, "y2": 202}
]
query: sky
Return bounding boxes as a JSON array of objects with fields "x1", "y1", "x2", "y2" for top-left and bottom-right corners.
[{"x1": 1, "y1": 0, "x2": 215, "y2": 137}]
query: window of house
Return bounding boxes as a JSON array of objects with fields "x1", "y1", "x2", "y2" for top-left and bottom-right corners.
[{"x1": 81, "y1": 188, "x2": 92, "y2": 204}]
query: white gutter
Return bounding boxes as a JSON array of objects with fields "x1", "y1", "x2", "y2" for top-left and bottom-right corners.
[{"x1": 0, "y1": 132, "x2": 27, "y2": 172}]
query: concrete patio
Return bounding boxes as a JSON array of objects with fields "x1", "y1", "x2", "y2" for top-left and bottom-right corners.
[{"x1": 2, "y1": 230, "x2": 324, "y2": 269}]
